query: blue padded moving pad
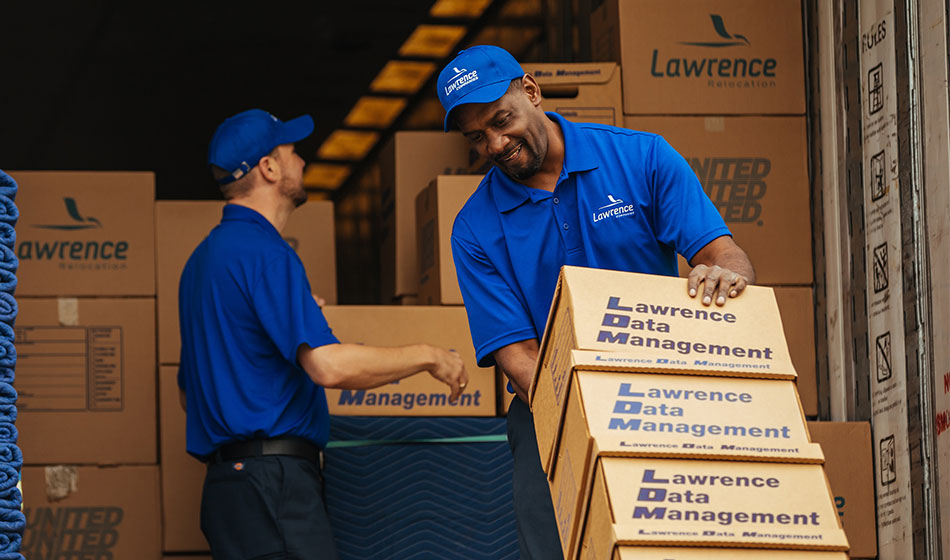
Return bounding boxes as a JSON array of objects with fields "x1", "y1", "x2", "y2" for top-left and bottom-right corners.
[{"x1": 324, "y1": 416, "x2": 518, "y2": 560}]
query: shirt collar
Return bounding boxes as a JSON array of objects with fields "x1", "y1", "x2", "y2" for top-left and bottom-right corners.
[
  {"x1": 492, "y1": 112, "x2": 599, "y2": 213},
  {"x1": 221, "y1": 203, "x2": 281, "y2": 238}
]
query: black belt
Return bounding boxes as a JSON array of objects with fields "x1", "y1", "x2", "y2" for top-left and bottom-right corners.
[{"x1": 209, "y1": 436, "x2": 322, "y2": 466}]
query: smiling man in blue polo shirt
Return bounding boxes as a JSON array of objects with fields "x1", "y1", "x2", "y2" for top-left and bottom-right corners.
[
  {"x1": 178, "y1": 109, "x2": 468, "y2": 559},
  {"x1": 438, "y1": 46, "x2": 755, "y2": 559}
]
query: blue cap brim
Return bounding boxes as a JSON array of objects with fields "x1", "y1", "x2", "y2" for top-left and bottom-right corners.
[
  {"x1": 443, "y1": 79, "x2": 512, "y2": 132},
  {"x1": 278, "y1": 115, "x2": 315, "y2": 144}
]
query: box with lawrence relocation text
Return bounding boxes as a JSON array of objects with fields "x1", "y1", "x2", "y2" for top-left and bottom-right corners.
[
  {"x1": 579, "y1": 458, "x2": 848, "y2": 553},
  {"x1": 12, "y1": 171, "x2": 156, "y2": 296},
  {"x1": 321, "y1": 306, "x2": 494, "y2": 416},
  {"x1": 530, "y1": 266, "x2": 797, "y2": 473},
  {"x1": 548, "y1": 368, "x2": 821, "y2": 558},
  {"x1": 521, "y1": 62, "x2": 623, "y2": 126},
  {"x1": 156, "y1": 200, "x2": 337, "y2": 364},
  {"x1": 22, "y1": 465, "x2": 161, "y2": 560}
]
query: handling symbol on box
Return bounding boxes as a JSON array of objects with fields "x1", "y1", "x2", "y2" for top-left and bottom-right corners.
[
  {"x1": 870, "y1": 150, "x2": 886, "y2": 202},
  {"x1": 868, "y1": 62, "x2": 884, "y2": 115},
  {"x1": 873, "y1": 242, "x2": 888, "y2": 293},
  {"x1": 880, "y1": 434, "x2": 897, "y2": 485},
  {"x1": 876, "y1": 331, "x2": 892, "y2": 383}
]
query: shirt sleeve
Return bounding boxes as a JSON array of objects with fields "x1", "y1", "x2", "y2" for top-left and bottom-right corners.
[
  {"x1": 252, "y1": 250, "x2": 339, "y2": 365},
  {"x1": 451, "y1": 217, "x2": 537, "y2": 368},
  {"x1": 648, "y1": 135, "x2": 732, "y2": 262}
]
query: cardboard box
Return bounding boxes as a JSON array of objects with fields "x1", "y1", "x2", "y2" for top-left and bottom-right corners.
[
  {"x1": 605, "y1": 547, "x2": 849, "y2": 560},
  {"x1": 379, "y1": 131, "x2": 476, "y2": 301},
  {"x1": 321, "y1": 306, "x2": 495, "y2": 415},
  {"x1": 579, "y1": 457, "x2": 848, "y2": 552},
  {"x1": 775, "y1": 287, "x2": 817, "y2": 416},
  {"x1": 521, "y1": 62, "x2": 623, "y2": 126},
  {"x1": 156, "y1": 200, "x2": 337, "y2": 365},
  {"x1": 591, "y1": 0, "x2": 805, "y2": 115},
  {"x1": 22, "y1": 465, "x2": 161, "y2": 560},
  {"x1": 530, "y1": 266, "x2": 798, "y2": 473},
  {"x1": 15, "y1": 298, "x2": 157, "y2": 464},
  {"x1": 12, "y1": 171, "x2": 156, "y2": 296},
  {"x1": 549, "y1": 369, "x2": 821, "y2": 558},
  {"x1": 625, "y1": 116, "x2": 811, "y2": 285},
  {"x1": 807, "y1": 422, "x2": 877, "y2": 559},
  {"x1": 415, "y1": 175, "x2": 481, "y2": 305},
  {"x1": 159, "y1": 366, "x2": 210, "y2": 553}
]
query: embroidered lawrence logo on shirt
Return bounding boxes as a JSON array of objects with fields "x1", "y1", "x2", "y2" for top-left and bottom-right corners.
[{"x1": 592, "y1": 194, "x2": 636, "y2": 223}]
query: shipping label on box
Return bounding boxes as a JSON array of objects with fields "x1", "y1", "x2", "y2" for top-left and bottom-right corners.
[
  {"x1": 626, "y1": 116, "x2": 810, "y2": 285},
  {"x1": 581, "y1": 457, "x2": 848, "y2": 551},
  {"x1": 607, "y1": 547, "x2": 849, "y2": 560},
  {"x1": 15, "y1": 298, "x2": 156, "y2": 464},
  {"x1": 12, "y1": 171, "x2": 156, "y2": 296},
  {"x1": 522, "y1": 62, "x2": 623, "y2": 126},
  {"x1": 321, "y1": 306, "x2": 494, "y2": 416},
  {"x1": 156, "y1": 200, "x2": 337, "y2": 364},
  {"x1": 549, "y1": 370, "x2": 821, "y2": 558},
  {"x1": 22, "y1": 465, "x2": 162, "y2": 560},
  {"x1": 379, "y1": 132, "x2": 475, "y2": 300},
  {"x1": 591, "y1": 0, "x2": 805, "y2": 115},
  {"x1": 530, "y1": 266, "x2": 797, "y2": 471},
  {"x1": 807, "y1": 422, "x2": 876, "y2": 559},
  {"x1": 159, "y1": 366, "x2": 209, "y2": 552},
  {"x1": 415, "y1": 175, "x2": 481, "y2": 305}
]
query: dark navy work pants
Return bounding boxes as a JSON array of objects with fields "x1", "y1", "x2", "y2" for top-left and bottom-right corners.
[
  {"x1": 507, "y1": 397, "x2": 565, "y2": 560},
  {"x1": 201, "y1": 455, "x2": 339, "y2": 560}
]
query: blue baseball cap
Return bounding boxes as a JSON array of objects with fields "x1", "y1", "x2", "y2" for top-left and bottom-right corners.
[
  {"x1": 208, "y1": 109, "x2": 314, "y2": 185},
  {"x1": 437, "y1": 45, "x2": 525, "y2": 132}
]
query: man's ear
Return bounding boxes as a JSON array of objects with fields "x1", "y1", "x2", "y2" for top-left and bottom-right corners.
[
  {"x1": 257, "y1": 153, "x2": 281, "y2": 183},
  {"x1": 522, "y1": 74, "x2": 543, "y2": 107}
]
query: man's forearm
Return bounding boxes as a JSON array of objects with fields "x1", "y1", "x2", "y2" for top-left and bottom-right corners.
[
  {"x1": 494, "y1": 339, "x2": 540, "y2": 403},
  {"x1": 298, "y1": 343, "x2": 437, "y2": 390}
]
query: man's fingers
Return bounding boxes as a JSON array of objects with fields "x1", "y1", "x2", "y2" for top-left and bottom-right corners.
[
  {"x1": 701, "y1": 266, "x2": 723, "y2": 306},
  {"x1": 687, "y1": 265, "x2": 707, "y2": 297}
]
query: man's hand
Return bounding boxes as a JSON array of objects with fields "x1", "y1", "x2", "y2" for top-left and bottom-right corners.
[
  {"x1": 687, "y1": 264, "x2": 750, "y2": 306},
  {"x1": 311, "y1": 294, "x2": 326, "y2": 307},
  {"x1": 425, "y1": 347, "x2": 468, "y2": 402},
  {"x1": 687, "y1": 235, "x2": 755, "y2": 306}
]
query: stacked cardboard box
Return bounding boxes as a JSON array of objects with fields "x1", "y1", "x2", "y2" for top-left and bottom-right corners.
[
  {"x1": 591, "y1": 0, "x2": 817, "y2": 418},
  {"x1": 12, "y1": 171, "x2": 162, "y2": 559},
  {"x1": 530, "y1": 267, "x2": 848, "y2": 558},
  {"x1": 155, "y1": 200, "x2": 337, "y2": 554}
]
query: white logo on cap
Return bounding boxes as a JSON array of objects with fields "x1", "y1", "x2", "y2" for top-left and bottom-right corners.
[{"x1": 444, "y1": 69, "x2": 478, "y2": 96}]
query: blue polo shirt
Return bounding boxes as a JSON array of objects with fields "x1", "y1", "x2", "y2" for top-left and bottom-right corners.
[
  {"x1": 451, "y1": 113, "x2": 730, "y2": 367},
  {"x1": 177, "y1": 204, "x2": 339, "y2": 458}
]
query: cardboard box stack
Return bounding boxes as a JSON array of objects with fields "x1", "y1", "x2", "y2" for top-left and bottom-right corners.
[
  {"x1": 591, "y1": 0, "x2": 817, "y2": 418},
  {"x1": 155, "y1": 200, "x2": 337, "y2": 554},
  {"x1": 12, "y1": 171, "x2": 162, "y2": 559},
  {"x1": 530, "y1": 266, "x2": 848, "y2": 558},
  {"x1": 523, "y1": 62, "x2": 623, "y2": 127}
]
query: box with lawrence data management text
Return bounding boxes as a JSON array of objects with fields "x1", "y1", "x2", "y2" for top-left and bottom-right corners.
[
  {"x1": 321, "y1": 306, "x2": 494, "y2": 416},
  {"x1": 15, "y1": 297, "x2": 156, "y2": 465},
  {"x1": 521, "y1": 62, "x2": 623, "y2": 126},
  {"x1": 529, "y1": 266, "x2": 798, "y2": 474},
  {"x1": 156, "y1": 200, "x2": 336, "y2": 364}
]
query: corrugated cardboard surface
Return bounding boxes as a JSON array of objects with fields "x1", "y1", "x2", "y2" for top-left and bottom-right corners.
[
  {"x1": 531, "y1": 267, "x2": 798, "y2": 471},
  {"x1": 379, "y1": 131, "x2": 474, "y2": 300},
  {"x1": 415, "y1": 175, "x2": 481, "y2": 305},
  {"x1": 774, "y1": 287, "x2": 817, "y2": 416},
  {"x1": 549, "y1": 371, "x2": 820, "y2": 557},
  {"x1": 22, "y1": 465, "x2": 162, "y2": 560},
  {"x1": 581, "y1": 457, "x2": 848, "y2": 551},
  {"x1": 522, "y1": 62, "x2": 623, "y2": 126},
  {"x1": 610, "y1": 547, "x2": 849, "y2": 559},
  {"x1": 625, "y1": 116, "x2": 810, "y2": 285},
  {"x1": 15, "y1": 297, "x2": 157, "y2": 464},
  {"x1": 322, "y1": 306, "x2": 494, "y2": 415},
  {"x1": 12, "y1": 171, "x2": 156, "y2": 296},
  {"x1": 159, "y1": 366, "x2": 209, "y2": 553},
  {"x1": 591, "y1": 0, "x2": 805, "y2": 115},
  {"x1": 155, "y1": 200, "x2": 337, "y2": 364},
  {"x1": 807, "y1": 422, "x2": 876, "y2": 559}
]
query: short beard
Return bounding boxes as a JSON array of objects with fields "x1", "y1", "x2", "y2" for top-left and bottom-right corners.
[
  {"x1": 497, "y1": 144, "x2": 544, "y2": 181},
  {"x1": 280, "y1": 178, "x2": 308, "y2": 208}
]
